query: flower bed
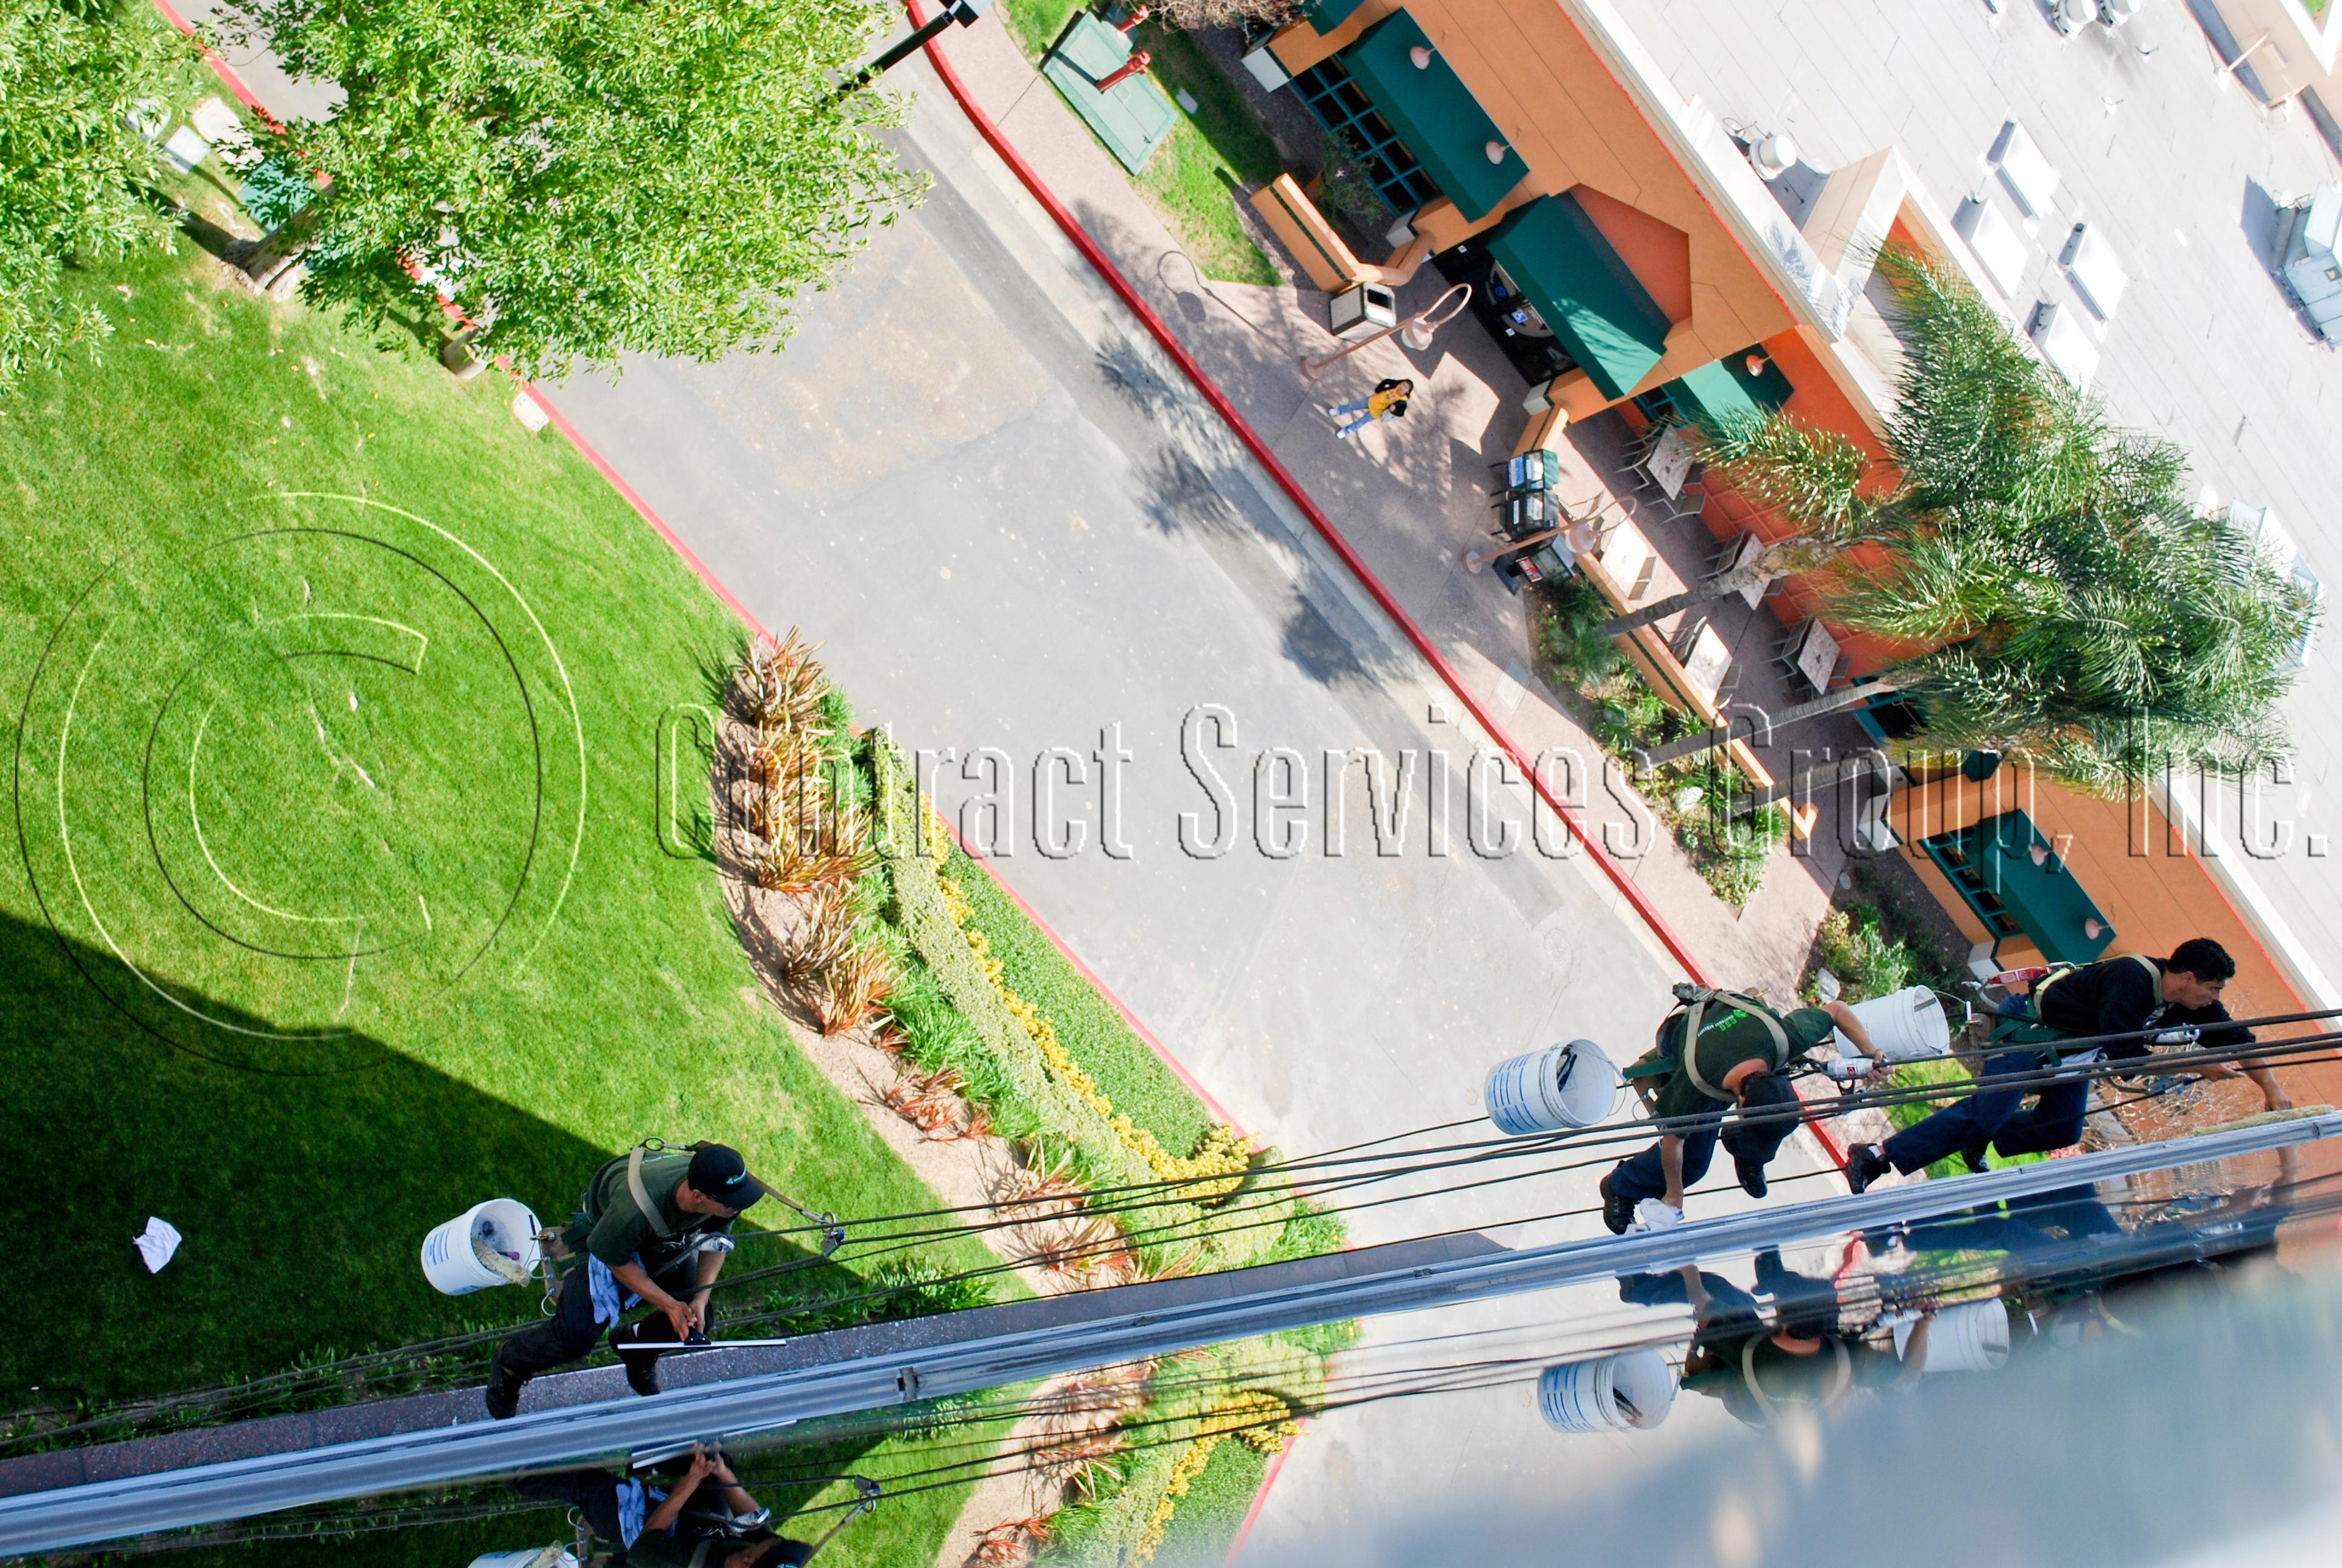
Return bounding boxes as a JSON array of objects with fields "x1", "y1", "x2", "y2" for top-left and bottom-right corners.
[
  {"x1": 1528, "y1": 578, "x2": 1789, "y2": 908},
  {"x1": 718, "y1": 637, "x2": 1345, "y2": 1561}
]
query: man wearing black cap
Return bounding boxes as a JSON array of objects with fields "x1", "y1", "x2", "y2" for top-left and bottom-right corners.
[{"x1": 486, "y1": 1141, "x2": 766, "y2": 1419}]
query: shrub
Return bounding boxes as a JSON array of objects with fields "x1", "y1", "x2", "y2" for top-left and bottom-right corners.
[{"x1": 1809, "y1": 904, "x2": 1922, "y2": 1001}]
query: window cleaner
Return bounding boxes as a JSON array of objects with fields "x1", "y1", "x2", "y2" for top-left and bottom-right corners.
[{"x1": 1597, "y1": 984, "x2": 1883, "y2": 1233}]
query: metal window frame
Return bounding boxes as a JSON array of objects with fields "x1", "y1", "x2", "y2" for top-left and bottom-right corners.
[
  {"x1": 1291, "y1": 57, "x2": 1441, "y2": 214},
  {"x1": 1920, "y1": 819, "x2": 2025, "y2": 940}
]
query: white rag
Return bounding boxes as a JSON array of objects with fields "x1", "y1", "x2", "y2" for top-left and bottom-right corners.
[
  {"x1": 1631, "y1": 1199, "x2": 1683, "y2": 1234},
  {"x1": 616, "y1": 1478, "x2": 648, "y2": 1545},
  {"x1": 134, "y1": 1217, "x2": 182, "y2": 1273}
]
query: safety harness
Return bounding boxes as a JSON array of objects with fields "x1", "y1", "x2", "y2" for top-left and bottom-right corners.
[
  {"x1": 1625, "y1": 984, "x2": 1793, "y2": 1105},
  {"x1": 1999, "y1": 953, "x2": 2166, "y2": 1062}
]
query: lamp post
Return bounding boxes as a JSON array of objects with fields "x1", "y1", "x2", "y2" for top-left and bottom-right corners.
[
  {"x1": 1301, "y1": 281, "x2": 1472, "y2": 379},
  {"x1": 831, "y1": 0, "x2": 992, "y2": 102}
]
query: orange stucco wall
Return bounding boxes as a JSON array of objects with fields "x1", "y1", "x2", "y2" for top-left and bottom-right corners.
[
  {"x1": 1885, "y1": 767, "x2": 2338, "y2": 1099},
  {"x1": 1268, "y1": 0, "x2": 1798, "y2": 393}
]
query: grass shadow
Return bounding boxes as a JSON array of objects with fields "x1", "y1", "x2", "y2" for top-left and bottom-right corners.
[{"x1": 0, "y1": 905, "x2": 612, "y2": 1405}]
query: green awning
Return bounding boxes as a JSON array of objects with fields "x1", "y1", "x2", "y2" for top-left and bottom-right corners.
[
  {"x1": 1665, "y1": 347, "x2": 1794, "y2": 436},
  {"x1": 1483, "y1": 193, "x2": 1673, "y2": 401},
  {"x1": 1974, "y1": 812, "x2": 2116, "y2": 965},
  {"x1": 1341, "y1": 11, "x2": 1527, "y2": 223},
  {"x1": 1303, "y1": 0, "x2": 1366, "y2": 29}
]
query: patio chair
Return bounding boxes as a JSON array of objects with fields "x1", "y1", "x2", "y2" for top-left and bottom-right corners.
[
  {"x1": 1704, "y1": 528, "x2": 1757, "y2": 579},
  {"x1": 1712, "y1": 659, "x2": 1744, "y2": 709},
  {"x1": 1673, "y1": 614, "x2": 1712, "y2": 663},
  {"x1": 1771, "y1": 618, "x2": 1813, "y2": 675}
]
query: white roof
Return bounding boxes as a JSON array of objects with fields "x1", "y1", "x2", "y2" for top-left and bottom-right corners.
[{"x1": 1993, "y1": 120, "x2": 2061, "y2": 218}]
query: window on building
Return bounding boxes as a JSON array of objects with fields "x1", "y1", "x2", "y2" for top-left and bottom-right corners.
[
  {"x1": 1920, "y1": 824, "x2": 2025, "y2": 942},
  {"x1": 1291, "y1": 58, "x2": 1442, "y2": 215}
]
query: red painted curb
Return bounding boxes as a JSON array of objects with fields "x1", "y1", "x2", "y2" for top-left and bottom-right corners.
[
  {"x1": 149, "y1": 0, "x2": 285, "y2": 129},
  {"x1": 937, "y1": 818, "x2": 1252, "y2": 1138},
  {"x1": 1225, "y1": 1424, "x2": 1302, "y2": 1563},
  {"x1": 523, "y1": 388, "x2": 777, "y2": 647},
  {"x1": 901, "y1": 2, "x2": 1714, "y2": 992}
]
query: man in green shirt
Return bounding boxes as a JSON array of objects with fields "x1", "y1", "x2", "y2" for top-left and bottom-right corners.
[
  {"x1": 486, "y1": 1142, "x2": 767, "y2": 1420},
  {"x1": 1599, "y1": 990, "x2": 1880, "y2": 1233}
]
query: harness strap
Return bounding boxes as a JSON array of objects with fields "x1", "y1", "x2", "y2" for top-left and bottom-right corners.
[
  {"x1": 628, "y1": 1146, "x2": 675, "y2": 1239},
  {"x1": 1739, "y1": 1337, "x2": 1852, "y2": 1423},
  {"x1": 1678, "y1": 989, "x2": 1791, "y2": 1103}
]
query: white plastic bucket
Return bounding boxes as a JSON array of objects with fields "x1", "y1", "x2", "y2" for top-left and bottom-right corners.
[
  {"x1": 1485, "y1": 1040, "x2": 1621, "y2": 1136},
  {"x1": 467, "y1": 1551, "x2": 578, "y2": 1568},
  {"x1": 1538, "y1": 1348, "x2": 1677, "y2": 1433},
  {"x1": 1896, "y1": 1300, "x2": 2010, "y2": 1374},
  {"x1": 1834, "y1": 986, "x2": 1951, "y2": 1062},
  {"x1": 420, "y1": 1198, "x2": 542, "y2": 1297}
]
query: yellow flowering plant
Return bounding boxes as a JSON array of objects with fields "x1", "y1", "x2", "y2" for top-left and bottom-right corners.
[{"x1": 922, "y1": 799, "x2": 1250, "y2": 1197}]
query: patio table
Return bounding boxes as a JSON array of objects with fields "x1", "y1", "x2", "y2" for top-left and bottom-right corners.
[
  {"x1": 1785, "y1": 618, "x2": 1840, "y2": 694},
  {"x1": 1678, "y1": 621, "x2": 1733, "y2": 704},
  {"x1": 1644, "y1": 424, "x2": 1696, "y2": 499}
]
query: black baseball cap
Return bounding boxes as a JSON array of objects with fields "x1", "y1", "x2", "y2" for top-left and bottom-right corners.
[{"x1": 687, "y1": 1144, "x2": 767, "y2": 1212}]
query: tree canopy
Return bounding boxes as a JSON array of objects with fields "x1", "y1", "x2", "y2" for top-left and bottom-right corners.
[
  {"x1": 0, "y1": 0, "x2": 190, "y2": 393},
  {"x1": 224, "y1": 0, "x2": 925, "y2": 379}
]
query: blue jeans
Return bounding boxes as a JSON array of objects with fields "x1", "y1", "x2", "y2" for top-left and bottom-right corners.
[
  {"x1": 1880, "y1": 1049, "x2": 2089, "y2": 1173},
  {"x1": 1607, "y1": 1120, "x2": 1722, "y2": 1205},
  {"x1": 1900, "y1": 1186, "x2": 2122, "y2": 1255}
]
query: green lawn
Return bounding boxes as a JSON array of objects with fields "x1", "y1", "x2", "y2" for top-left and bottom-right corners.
[
  {"x1": 1131, "y1": 27, "x2": 1285, "y2": 287},
  {"x1": 0, "y1": 240, "x2": 999, "y2": 1435},
  {"x1": 1000, "y1": 2, "x2": 1284, "y2": 285}
]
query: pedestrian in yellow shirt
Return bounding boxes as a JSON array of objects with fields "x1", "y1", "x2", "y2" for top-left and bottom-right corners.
[{"x1": 1325, "y1": 377, "x2": 1413, "y2": 441}]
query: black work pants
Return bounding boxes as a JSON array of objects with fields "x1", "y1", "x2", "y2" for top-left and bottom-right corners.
[{"x1": 499, "y1": 1258, "x2": 713, "y2": 1385}]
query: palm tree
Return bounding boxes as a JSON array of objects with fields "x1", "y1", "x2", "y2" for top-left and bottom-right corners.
[
  {"x1": 1614, "y1": 246, "x2": 2312, "y2": 811},
  {"x1": 1603, "y1": 245, "x2": 2099, "y2": 640},
  {"x1": 1716, "y1": 495, "x2": 2312, "y2": 811}
]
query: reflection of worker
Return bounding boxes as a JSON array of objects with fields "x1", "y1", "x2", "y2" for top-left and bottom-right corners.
[
  {"x1": 511, "y1": 1448, "x2": 779, "y2": 1559},
  {"x1": 1326, "y1": 378, "x2": 1413, "y2": 440},
  {"x1": 1600, "y1": 987, "x2": 1880, "y2": 1231},
  {"x1": 487, "y1": 1142, "x2": 767, "y2": 1419},
  {"x1": 1630, "y1": 1258, "x2": 1919, "y2": 1427},
  {"x1": 1847, "y1": 942, "x2": 2281, "y2": 1192},
  {"x1": 621, "y1": 1448, "x2": 809, "y2": 1568}
]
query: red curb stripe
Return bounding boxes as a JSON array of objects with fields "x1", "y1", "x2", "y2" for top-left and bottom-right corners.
[
  {"x1": 148, "y1": 0, "x2": 287, "y2": 130},
  {"x1": 901, "y1": 2, "x2": 1714, "y2": 991},
  {"x1": 522, "y1": 388, "x2": 776, "y2": 646},
  {"x1": 937, "y1": 818, "x2": 1251, "y2": 1138},
  {"x1": 1225, "y1": 1424, "x2": 1302, "y2": 1563}
]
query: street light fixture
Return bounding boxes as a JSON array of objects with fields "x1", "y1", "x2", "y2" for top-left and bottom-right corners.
[{"x1": 832, "y1": 0, "x2": 992, "y2": 102}]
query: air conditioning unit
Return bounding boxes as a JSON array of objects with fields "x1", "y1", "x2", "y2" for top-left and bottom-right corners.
[{"x1": 2274, "y1": 185, "x2": 2342, "y2": 344}]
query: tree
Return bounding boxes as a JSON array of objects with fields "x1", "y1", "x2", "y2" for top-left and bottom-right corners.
[
  {"x1": 0, "y1": 0, "x2": 191, "y2": 393},
  {"x1": 1646, "y1": 382, "x2": 2316, "y2": 812},
  {"x1": 223, "y1": 0, "x2": 926, "y2": 379},
  {"x1": 1603, "y1": 246, "x2": 2109, "y2": 640}
]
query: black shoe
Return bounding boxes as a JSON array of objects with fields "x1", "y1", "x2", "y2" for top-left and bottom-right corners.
[
  {"x1": 1599, "y1": 1174, "x2": 1634, "y2": 1236},
  {"x1": 1844, "y1": 1144, "x2": 1893, "y2": 1195},
  {"x1": 1734, "y1": 1151, "x2": 1769, "y2": 1199},
  {"x1": 1960, "y1": 1141, "x2": 1993, "y2": 1175},
  {"x1": 484, "y1": 1346, "x2": 522, "y2": 1420},
  {"x1": 614, "y1": 1328, "x2": 661, "y2": 1397}
]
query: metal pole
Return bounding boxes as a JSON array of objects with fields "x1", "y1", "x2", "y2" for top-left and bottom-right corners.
[
  {"x1": 829, "y1": 10, "x2": 959, "y2": 102},
  {"x1": 5, "y1": 1114, "x2": 2335, "y2": 1556}
]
